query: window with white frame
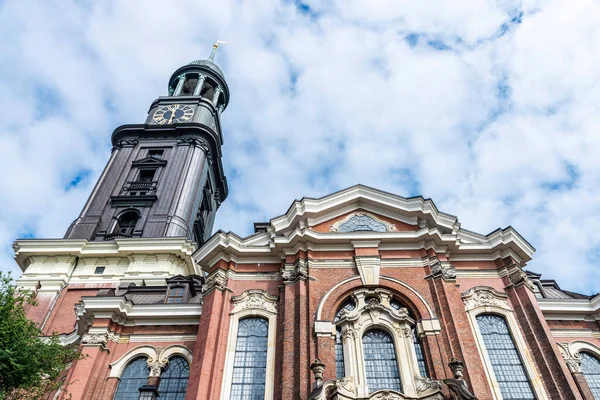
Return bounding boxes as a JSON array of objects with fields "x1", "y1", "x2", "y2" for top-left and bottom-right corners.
[
  {"x1": 580, "y1": 352, "x2": 600, "y2": 399},
  {"x1": 230, "y1": 317, "x2": 269, "y2": 399},
  {"x1": 333, "y1": 288, "x2": 441, "y2": 398},
  {"x1": 109, "y1": 346, "x2": 192, "y2": 400},
  {"x1": 157, "y1": 356, "x2": 190, "y2": 400},
  {"x1": 114, "y1": 357, "x2": 149, "y2": 400},
  {"x1": 462, "y1": 286, "x2": 548, "y2": 400},
  {"x1": 221, "y1": 290, "x2": 278, "y2": 400},
  {"x1": 476, "y1": 314, "x2": 535, "y2": 399}
]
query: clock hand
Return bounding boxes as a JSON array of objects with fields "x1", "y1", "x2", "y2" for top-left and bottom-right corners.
[{"x1": 168, "y1": 106, "x2": 175, "y2": 124}]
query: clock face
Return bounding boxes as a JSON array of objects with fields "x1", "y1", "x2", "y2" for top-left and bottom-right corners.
[{"x1": 153, "y1": 104, "x2": 194, "y2": 124}]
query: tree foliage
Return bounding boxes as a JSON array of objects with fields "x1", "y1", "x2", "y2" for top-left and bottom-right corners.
[{"x1": 0, "y1": 271, "x2": 79, "y2": 399}]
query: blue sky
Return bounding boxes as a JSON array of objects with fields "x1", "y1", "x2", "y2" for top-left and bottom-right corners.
[{"x1": 1, "y1": 0, "x2": 600, "y2": 294}]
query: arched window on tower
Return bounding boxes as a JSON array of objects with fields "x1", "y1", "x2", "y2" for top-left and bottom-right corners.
[
  {"x1": 114, "y1": 357, "x2": 149, "y2": 400},
  {"x1": 158, "y1": 356, "x2": 190, "y2": 400},
  {"x1": 580, "y1": 352, "x2": 600, "y2": 398},
  {"x1": 363, "y1": 329, "x2": 402, "y2": 393},
  {"x1": 230, "y1": 317, "x2": 269, "y2": 399},
  {"x1": 476, "y1": 314, "x2": 535, "y2": 399},
  {"x1": 113, "y1": 211, "x2": 139, "y2": 237}
]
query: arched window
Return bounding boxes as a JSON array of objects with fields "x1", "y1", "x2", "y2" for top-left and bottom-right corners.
[
  {"x1": 363, "y1": 329, "x2": 402, "y2": 393},
  {"x1": 580, "y1": 352, "x2": 600, "y2": 398},
  {"x1": 114, "y1": 357, "x2": 149, "y2": 400},
  {"x1": 334, "y1": 300, "x2": 356, "y2": 378},
  {"x1": 230, "y1": 317, "x2": 269, "y2": 400},
  {"x1": 476, "y1": 314, "x2": 535, "y2": 399},
  {"x1": 158, "y1": 356, "x2": 190, "y2": 400},
  {"x1": 339, "y1": 215, "x2": 386, "y2": 232},
  {"x1": 114, "y1": 211, "x2": 139, "y2": 236},
  {"x1": 335, "y1": 328, "x2": 345, "y2": 378},
  {"x1": 390, "y1": 299, "x2": 427, "y2": 377}
]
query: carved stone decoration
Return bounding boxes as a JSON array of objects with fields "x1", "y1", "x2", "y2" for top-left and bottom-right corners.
[
  {"x1": 231, "y1": 289, "x2": 278, "y2": 315},
  {"x1": 282, "y1": 259, "x2": 308, "y2": 282},
  {"x1": 371, "y1": 390, "x2": 403, "y2": 400},
  {"x1": 147, "y1": 347, "x2": 169, "y2": 377},
  {"x1": 415, "y1": 375, "x2": 443, "y2": 393},
  {"x1": 335, "y1": 376, "x2": 355, "y2": 394},
  {"x1": 310, "y1": 359, "x2": 326, "y2": 389},
  {"x1": 430, "y1": 257, "x2": 457, "y2": 281},
  {"x1": 462, "y1": 286, "x2": 511, "y2": 312},
  {"x1": 507, "y1": 267, "x2": 535, "y2": 290},
  {"x1": 329, "y1": 210, "x2": 397, "y2": 233},
  {"x1": 204, "y1": 269, "x2": 228, "y2": 292},
  {"x1": 443, "y1": 358, "x2": 478, "y2": 400},
  {"x1": 81, "y1": 333, "x2": 108, "y2": 346},
  {"x1": 214, "y1": 189, "x2": 222, "y2": 209},
  {"x1": 340, "y1": 328, "x2": 356, "y2": 344},
  {"x1": 176, "y1": 137, "x2": 213, "y2": 164},
  {"x1": 557, "y1": 342, "x2": 582, "y2": 373},
  {"x1": 402, "y1": 327, "x2": 414, "y2": 339},
  {"x1": 112, "y1": 139, "x2": 139, "y2": 152}
]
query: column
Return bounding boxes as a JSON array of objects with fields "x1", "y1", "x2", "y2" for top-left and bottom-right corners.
[
  {"x1": 192, "y1": 74, "x2": 206, "y2": 96},
  {"x1": 173, "y1": 74, "x2": 186, "y2": 96},
  {"x1": 212, "y1": 86, "x2": 222, "y2": 106}
]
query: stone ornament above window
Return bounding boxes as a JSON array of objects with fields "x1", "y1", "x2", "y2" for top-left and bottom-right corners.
[
  {"x1": 231, "y1": 289, "x2": 278, "y2": 314},
  {"x1": 462, "y1": 286, "x2": 511, "y2": 312},
  {"x1": 330, "y1": 211, "x2": 397, "y2": 233}
]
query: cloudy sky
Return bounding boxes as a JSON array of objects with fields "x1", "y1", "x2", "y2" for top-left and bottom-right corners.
[{"x1": 1, "y1": 0, "x2": 599, "y2": 293}]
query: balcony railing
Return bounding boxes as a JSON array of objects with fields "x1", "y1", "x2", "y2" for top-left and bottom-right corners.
[
  {"x1": 103, "y1": 233, "x2": 133, "y2": 241},
  {"x1": 121, "y1": 181, "x2": 157, "y2": 196}
]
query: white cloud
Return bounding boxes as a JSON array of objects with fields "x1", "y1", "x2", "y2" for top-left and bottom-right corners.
[{"x1": 1, "y1": 0, "x2": 599, "y2": 294}]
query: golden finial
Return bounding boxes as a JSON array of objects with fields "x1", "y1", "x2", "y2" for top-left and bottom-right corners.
[{"x1": 208, "y1": 40, "x2": 227, "y2": 61}]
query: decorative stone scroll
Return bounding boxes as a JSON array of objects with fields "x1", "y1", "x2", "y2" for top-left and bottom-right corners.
[
  {"x1": 557, "y1": 342, "x2": 582, "y2": 373},
  {"x1": 81, "y1": 333, "x2": 108, "y2": 347},
  {"x1": 330, "y1": 211, "x2": 397, "y2": 233},
  {"x1": 204, "y1": 269, "x2": 228, "y2": 292},
  {"x1": 462, "y1": 286, "x2": 511, "y2": 312},
  {"x1": 176, "y1": 137, "x2": 213, "y2": 163},
  {"x1": 507, "y1": 266, "x2": 535, "y2": 290},
  {"x1": 282, "y1": 258, "x2": 308, "y2": 282},
  {"x1": 429, "y1": 256, "x2": 456, "y2": 281},
  {"x1": 415, "y1": 376, "x2": 442, "y2": 393},
  {"x1": 147, "y1": 347, "x2": 168, "y2": 377},
  {"x1": 112, "y1": 139, "x2": 139, "y2": 152},
  {"x1": 231, "y1": 289, "x2": 278, "y2": 314}
]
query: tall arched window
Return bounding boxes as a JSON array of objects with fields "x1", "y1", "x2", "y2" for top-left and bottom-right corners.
[
  {"x1": 412, "y1": 328, "x2": 427, "y2": 377},
  {"x1": 363, "y1": 329, "x2": 402, "y2": 393},
  {"x1": 230, "y1": 317, "x2": 269, "y2": 400},
  {"x1": 476, "y1": 314, "x2": 535, "y2": 399},
  {"x1": 114, "y1": 357, "x2": 149, "y2": 400},
  {"x1": 158, "y1": 356, "x2": 190, "y2": 400},
  {"x1": 114, "y1": 211, "x2": 139, "y2": 236},
  {"x1": 334, "y1": 300, "x2": 356, "y2": 379},
  {"x1": 580, "y1": 352, "x2": 600, "y2": 398}
]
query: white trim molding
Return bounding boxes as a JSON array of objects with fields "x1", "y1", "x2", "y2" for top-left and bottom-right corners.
[
  {"x1": 462, "y1": 286, "x2": 548, "y2": 400},
  {"x1": 220, "y1": 290, "x2": 278, "y2": 400},
  {"x1": 333, "y1": 288, "x2": 442, "y2": 399},
  {"x1": 109, "y1": 344, "x2": 193, "y2": 378}
]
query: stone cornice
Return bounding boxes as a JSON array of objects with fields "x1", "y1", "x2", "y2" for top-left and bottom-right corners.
[
  {"x1": 76, "y1": 296, "x2": 202, "y2": 332},
  {"x1": 13, "y1": 237, "x2": 197, "y2": 272},
  {"x1": 538, "y1": 296, "x2": 600, "y2": 320},
  {"x1": 195, "y1": 226, "x2": 533, "y2": 268}
]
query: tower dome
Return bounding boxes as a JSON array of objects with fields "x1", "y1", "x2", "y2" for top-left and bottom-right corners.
[{"x1": 167, "y1": 41, "x2": 230, "y2": 110}]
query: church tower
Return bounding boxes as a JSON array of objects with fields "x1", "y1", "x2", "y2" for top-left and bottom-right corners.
[{"x1": 65, "y1": 43, "x2": 229, "y2": 246}]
